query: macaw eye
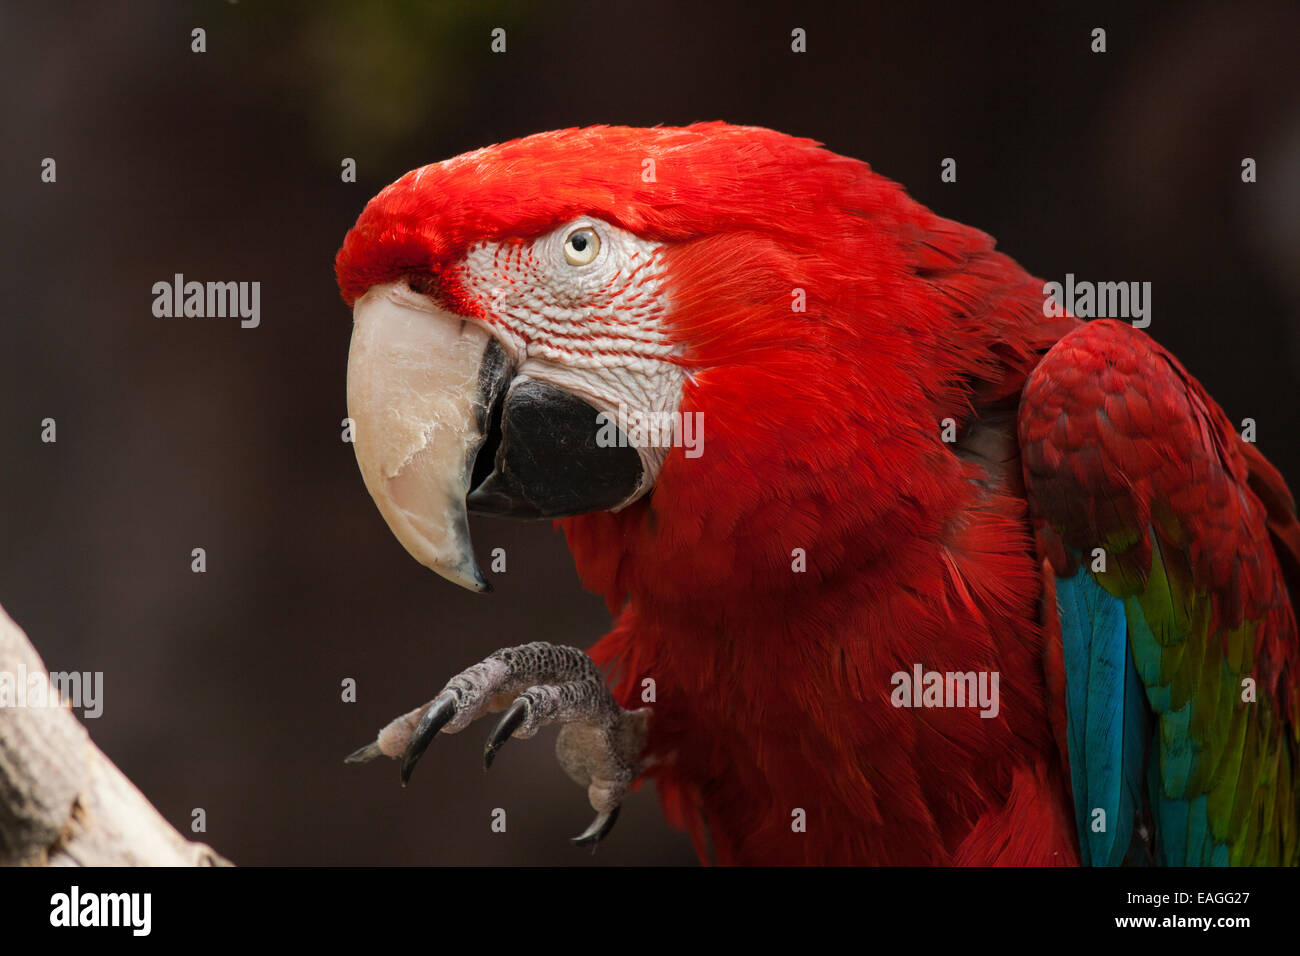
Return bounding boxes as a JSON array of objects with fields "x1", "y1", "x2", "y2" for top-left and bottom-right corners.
[{"x1": 562, "y1": 226, "x2": 601, "y2": 266}]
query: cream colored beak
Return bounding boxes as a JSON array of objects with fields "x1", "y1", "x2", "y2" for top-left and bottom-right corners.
[{"x1": 346, "y1": 281, "x2": 504, "y2": 591}]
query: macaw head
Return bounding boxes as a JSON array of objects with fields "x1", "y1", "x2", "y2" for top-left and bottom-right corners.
[{"x1": 336, "y1": 123, "x2": 1051, "y2": 601}]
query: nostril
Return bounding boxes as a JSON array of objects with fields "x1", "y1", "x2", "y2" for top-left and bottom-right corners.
[{"x1": 407, "y1": 273, "x2": 435, "y2": 295}]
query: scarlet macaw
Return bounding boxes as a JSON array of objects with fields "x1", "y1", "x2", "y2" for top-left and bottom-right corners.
[{"x1": 337, "y1": 123, "x2": 1299, "y2": 865}]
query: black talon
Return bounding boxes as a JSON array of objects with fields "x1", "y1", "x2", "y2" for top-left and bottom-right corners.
[
  {"x1": 484, "y1": 698, "x2": 529, "y2": 770},
  {"x1": 571, "y1": 806, "x2": 621, "y2": 850},
  {"x1": 344, "y1": 742, "x2": 383, "y2": 765},
  {"x1": 400, "y1": 695, "x2": 457, "y2": 786}
]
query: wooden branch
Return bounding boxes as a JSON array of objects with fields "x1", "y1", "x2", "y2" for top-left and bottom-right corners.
[{"x1": 0, "y1": 602, "x2": 230, "y2": 866}]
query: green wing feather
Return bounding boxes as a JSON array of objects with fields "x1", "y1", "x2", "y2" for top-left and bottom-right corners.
[{"x1": 1020, "y1": 320, "x2": 1300, "y2": 865}]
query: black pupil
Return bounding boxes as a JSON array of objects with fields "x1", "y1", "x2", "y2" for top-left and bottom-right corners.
[{"x1": 570, "y1": 234, "x2": 587, "y2": 252}]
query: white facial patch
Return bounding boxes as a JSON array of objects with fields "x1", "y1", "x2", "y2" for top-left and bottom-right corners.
[{"x1": 452, "y1": 219, "x2": 687, "y2": 503}]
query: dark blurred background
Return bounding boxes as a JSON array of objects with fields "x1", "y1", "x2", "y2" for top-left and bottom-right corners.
[{"x1": 1, "y1": 0, "x2": 1297, "y2": 865}]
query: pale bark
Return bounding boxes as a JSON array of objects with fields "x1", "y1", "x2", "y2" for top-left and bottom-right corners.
[{"x1": 0, "y1": 602, "x2": 230, "y2": 866}]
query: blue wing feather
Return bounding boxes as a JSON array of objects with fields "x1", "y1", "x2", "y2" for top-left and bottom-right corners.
[{"x1": 1057, "y1": 567, "x2": 1153, "y2": 865}]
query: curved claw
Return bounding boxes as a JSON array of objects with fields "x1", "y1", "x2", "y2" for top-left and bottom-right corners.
[
  {"x1": 570, "y1": 805, "x2": 621, "y2": 850},
  {"x1": 400, "y1": 694, "x2": 457, "y2": 786},
  {"x1": 344, "y1": 742, "x2": 384, "y2": 765},
  {"x1": 484, "y1": 698, "x2": 529, "y2": 770}
]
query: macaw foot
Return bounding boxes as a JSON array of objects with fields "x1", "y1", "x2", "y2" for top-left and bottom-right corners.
[{"x1": 346, "y1": 642, "x2": 650, "y2": 848}]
